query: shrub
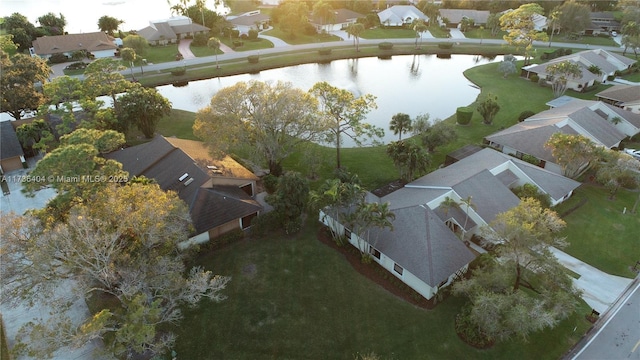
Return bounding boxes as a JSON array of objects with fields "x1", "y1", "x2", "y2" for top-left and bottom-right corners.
[
  {"x1": 233, "y1": 40, "x2": 244, "y2": 47},
  {"x1": 248, "y1": 29, "x2": 258, "y2": 40},
  {"x1": 262, "y1": 174, "x2": 279, "y2": 194},
  {"x1": 231, "y1": 29, "x2": 240, "y2": 38},
  {"x1": 171, "y1": 67, "x2": 186, "y2": 76},
  {"x1": 455, "y1": 306, "x2": 494, "y2": 348},
  {"x1": 518, "y1": 110, "x2": 535, "y2": 122},
  {"x1": 201, "y1": 228, "x2": 245, "y2": 252},
  {"x1": 248, "y1": 55, "x2": 259, "y2": 63},
  {"x1": 48, "y1": 53, "x2": 69, "y2": 64},
  {"x1": 250, "y1": 211, "x2": 282, "y2": 237},
  {"x1": 456, "y1": 107, "x2": 473, "y2": 125},
  {"x1": 529, "y1": 74, "x2": 539, "y2": 83},
  {"x1": 378, "y1": 42, "x2": 393, "y2": 50},
  {"x1": 192, "y1": 32, "x2": 208, "y2": 46},
  {"x1": 240, "y1": 33, "x2": 248, "y2": 40},
  {"x1": 64, "y1": 61, "x2": 87, "y2": 70},
  {"x1": 318, "y1": 48, "x2": 332, "y2": 55},
  {"x1": 438, "y1": 43, "x2": 454, "y2": 49}
]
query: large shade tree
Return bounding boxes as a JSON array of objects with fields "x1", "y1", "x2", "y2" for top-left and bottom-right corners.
[
  {"x1": 37, "y1": 12, "x2": 66, "y2": 35},
  {"x1": 546, "y1": 60, "x2": 583, "y2": 98},
  {"x1": 118, "y1": 85, "x2": 172, "y2": 138},
  {"x1": 194, "y1": 80, "x2": 325, "y2": 176},
  {"x1": 412, "y1": 114, "x2": 457, "y2": 152},
  {"x1": 97, "y1": 15, "x2": 124, "y2": 35},
  {"x1": 1, "y1": 183, "x2": 230, "y2": 359},
  {"x1": 500, "y1": 3, "x2": 549, "y2": 65},
  {"x1": 454, "y1": 198, "x2": 579, "y2": 342},
  {"x1": 544, "y1": 133, "x2": 597, "y2": 179},
  {"x1": 310, "y1": 81, "x2": 381, "y2": 169},
  {"x1": 0, "y1": 53, "x2": 51, "y2": 120},
  {"x1": 83, "y1": 58, "x2": 131, "y2": 115},
  {"x1": 557, "y1": 0, "x2": 592, "y2": 36}
]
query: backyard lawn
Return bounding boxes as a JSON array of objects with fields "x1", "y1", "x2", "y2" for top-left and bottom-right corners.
[
  {"x1": 143, "y1": 44, "x2": 180, "y2": 64},
  {"x1": 174, "y1": 222, "x2": 592, "y2": 360},
  {"x1": 262, "y1": 28, "x2": 342, "y2": 45},
  {"x1": 555, "y1": 184, "x2": 640, "y2": 278}
]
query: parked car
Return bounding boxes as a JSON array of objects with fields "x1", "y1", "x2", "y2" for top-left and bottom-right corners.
[
  {"x1": 623, "y1": 148, "x2": 640, "y2": 160},
  {"x1": 611, "y1": 31, "x2": 618, "y2": 37}
]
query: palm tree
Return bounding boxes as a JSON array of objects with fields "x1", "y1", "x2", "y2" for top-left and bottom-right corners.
[
  {"x1": 412, "y1": 19, "x2": 428, "y2": 49},
  {"x1": 459, "y1": 196, "x2": 476, "y2": 236},
  {"x1": 208, "y1": 37, "x2": 221, "y2": 69},
  {"x1": 312, "y1": 0, "x2": 335, "y2": 34},
  {"x1": 389, "y1": 113, "x2": 412, "y2": 140},
  {"x1": 548, "y1": 9, "x2": 561, "y2": 47},
  {"x1": 346, "y1": 23, "x2": 365, "y2": 52}
]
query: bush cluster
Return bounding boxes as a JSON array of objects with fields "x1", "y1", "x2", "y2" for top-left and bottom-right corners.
[
  {"x1": 456, "y1": 107, "x2": 473, "y2": 125},
  {"x1": 318, "y1": 48, "x2": 332, "y2": 55},
  {"x1": 248, "y1": 55, "x2": 259, "y2": 63},
  {"x1": 540, "y1": 48, "x2": 572, "y2": 60},
  {"x1": 171, "y1": 67, "x2": 186, "y2": 76},
  {"x1": 48, "y1": 53, "x2": 69, "y2": 64},
  {"x1": 378, "y1": 42, "x2": 393, "y2": 50},
  {"x1": 518, "y1": 110, "x2": 535, "y2": 122}
]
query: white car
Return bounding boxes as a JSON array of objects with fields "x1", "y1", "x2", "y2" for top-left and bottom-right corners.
[
  {"x1": 624, "y1": 148, "x2": 640, "y2": 160},
  {"x1": 611, "y1": 31, "x2": 618, "y2": 37}
]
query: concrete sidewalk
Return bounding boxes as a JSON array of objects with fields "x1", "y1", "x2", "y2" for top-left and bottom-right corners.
[{"x1": 550, "y1": 247, "x2": 634, "y2": 314}]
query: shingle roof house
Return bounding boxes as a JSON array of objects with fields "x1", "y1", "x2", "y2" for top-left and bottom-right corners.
[
  {"x1": 319, "y1": 148, "x2": 580, "y2": 300},
  {"x1": 485, "y1": 99, "x2": 640, "y2": 175},
  {"x1": 0, "y1": 121, "x2": 26, "y2": 172},
  {"x1": 596, "y1": 85, "x2": 640, "y2": 114},
  {"x1": 522, "y1": 49, "x2": 636, "y2": 91},
  {"x1": 227, "y1": 10, "x2": 271, "y2": 34},
  {"x1": 138, "y1": 16, "x2": 210, "y2": 45},
  {"x1": 309, "y1": 8, "x2": 364, "y2": 32},
  {"x1": 30, "y1": 32, "x2": 117, "y2": 59},
  {"x1": 105, "y1": 136, "x2": 261, "y2": 245},
  {"x1": 377, "y1": 5, "x2": 428, "y2": 27},
  {"x1": 439, "y1": 9, "x2": 490, "y2": 27}
]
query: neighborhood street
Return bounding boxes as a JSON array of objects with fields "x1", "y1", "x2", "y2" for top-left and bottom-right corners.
[{"x1": 567, "y1": 279, "x2": 640, "y2": 360}]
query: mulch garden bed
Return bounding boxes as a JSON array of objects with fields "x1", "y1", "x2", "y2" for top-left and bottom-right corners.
[{"x1": 316, "y1": 226, "x2": 440, "y2": 310}]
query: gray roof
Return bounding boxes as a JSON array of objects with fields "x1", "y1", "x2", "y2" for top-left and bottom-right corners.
[
  {"x1": 569, "y1": 107, "x2": 625, "y2": 147},
  {"x1": 486, "y1": 123, "x2": 559, "y2": 163},
  {"x1": 310, "y1": 8, "x2": 364, "y2": 25},
  {"x1": 525, "y1": 49, "x2": 635, "y2": 80},
  {"x1": 0, "y1": 121, "x2": 24, "y2": 160},
  {"x1": 511, "y1": 161, "x2": 580, "y2": 200},
  {"x1": 452, "y1": 170, "x2": 520, "y2": 224},
  {"x1": 381, "y1": 187, "x2": 449, "y2": 210},
  {"x1": 596, "y1": 85, "x2": 640, "y2": 104},
  {"x1": 106, "y1": 136, "x2": 260, "y2": 235},
  {"x1": 228, "y1": 13, "x2": 270, "y2": 26},
  {"x1": 546, "y1": 95, "x2": 581, "y2": 108},
  {"x1": 138, "y1": 20, "x2": 209, "y2": 42},
  {"x1": 433, "y1": 204, "x2": 476, "y2": 231},
  {"x1": 602, "y1": 103, "x2": 640, "y2": 128},
  {"x1": 372, "y1": 205, "x2": 476, "y2": 287},
  {"x1": 439, "y1": 9, "x2": 490, "y2": 24}
]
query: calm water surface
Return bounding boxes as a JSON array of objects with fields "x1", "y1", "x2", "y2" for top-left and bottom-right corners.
[{"x1": 157, "y1": 54, "x2": 501, "y2": 146}]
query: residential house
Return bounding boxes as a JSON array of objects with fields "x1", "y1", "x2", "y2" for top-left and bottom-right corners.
[
  {"x1": 227, "y1": 10, "x2": 270, "y2": 35},
  {"x1": 309, "y1": 8, "x2": 364, "y2": 32},
  {"x1": 596, "y1": 85, "x2": 640, "y2": 114},
  {"x1": 319, "y1": 148, "x2": 580, "y2": 300},
  {"x1": 485, "y1": 99, "x2": 640, "y2": 175},
  {"x1": 585, "y1": 12, "x2": 620, "y2": 34},
  {"x1": 30, "y1": 32, "x2": 117, "y2": 59},
  {"x1": 377, "y1": 5, "x2": 428, "y2": 27},
  {"x1": 0, "y1": 121, "x2": 26, "y2": 172},
  {"x1": 105, "y1": 136, "x2": 261, "y2": 246},
  {"x1": 439, "y1": 9, "x2": 490, "y2": 28},
  {"x1": 138, "y1": 16, "x2": 210, "y2": 45},
  {"x1": 522, "y1": 49, "x2": 636, "y2": 91}
]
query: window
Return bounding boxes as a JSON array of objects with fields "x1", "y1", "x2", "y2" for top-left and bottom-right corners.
[
  {"x1": 438, "y1": 279, "x2": 448, "y2": 288},
  {"x1": 393, "y1": 263, "x2": 403, "y2": 276},
  {"x1": 369, "y1": 246, "x2": 381, "y2": 259},
  {"x1": 240, "y1": 212, "x2": 258, "y2": 229}
]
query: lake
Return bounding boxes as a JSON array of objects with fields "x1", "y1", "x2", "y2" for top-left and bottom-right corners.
[{"x1": 156, "y1": 54, "x2": 501, "y2": 146}]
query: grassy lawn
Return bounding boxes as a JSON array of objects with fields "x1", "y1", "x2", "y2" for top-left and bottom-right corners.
[
  {"x1": 360, "y1": 27, "x2": 416, "y2": 39},
  {"x1": 143, "y1": 44, "x2": 180, "y2": 64},
  {"x1": 262, "y1": 28, "x2": 342, "y2": 45},
  {"x1": 189, "y1": 44, "x2": 223, "y2": 57},
  {"x1": 428, "y1": 25, "x2": 452, "y2": 38},
  {"x1": 554, "y1": 35, "x2": 619, "y2": 47},
  {"x1": 555, "y1": 184, "x2": 640, "y2": 278},
  {"x1": 175, "y1": 222, "x2": 592, "y2": 360},
  {"x1": 220, "y1": 37, "x2": 275, "y2": 52},
  {"x1": 463, "y1": 28, "x2": 508, "y2": 40}
]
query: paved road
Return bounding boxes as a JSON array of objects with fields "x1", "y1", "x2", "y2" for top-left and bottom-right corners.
[{"x1": 567, "y1": 279, "x2": 640, "y2": 360}]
